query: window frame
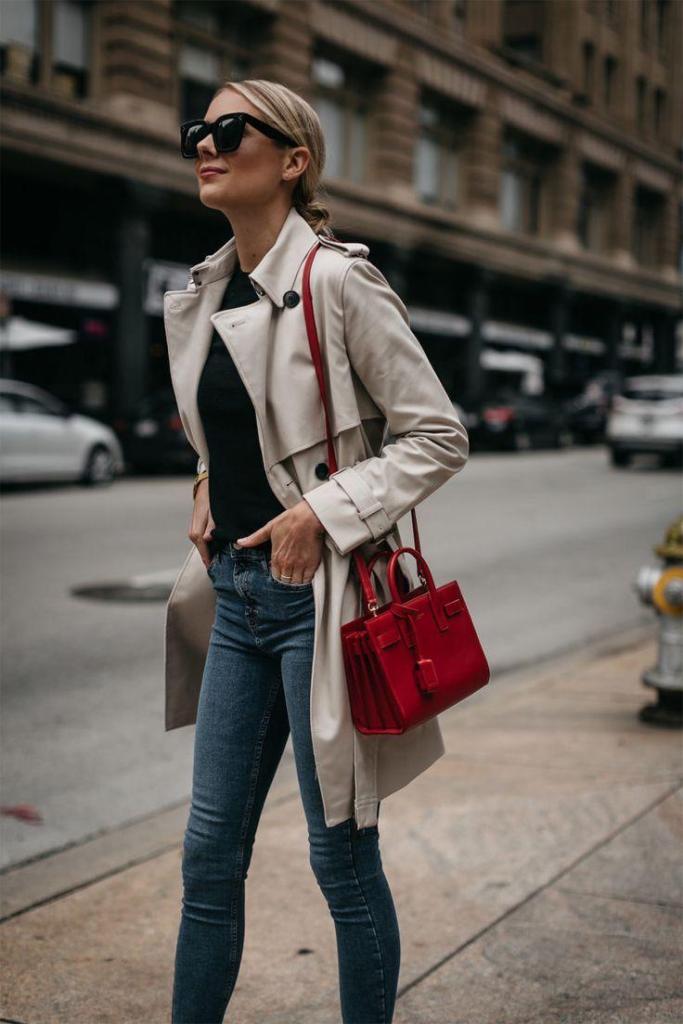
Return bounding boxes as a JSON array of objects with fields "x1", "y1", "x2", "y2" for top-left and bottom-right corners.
[
  {"x1": 0, "y1": 0, "x2": 95, "y2": 100},
  {"x1": 310, "y1": 49, "x2": 375, "y2": 184},
  {"x1": 500, "y1": 132, "x2": 545, "y2": 236},
  {"x1": 414, "y1": 93, "x2": 464, "y2": 211},
  {"x1": 171, "y1": 0, "x2": 257, "y2": 122}
]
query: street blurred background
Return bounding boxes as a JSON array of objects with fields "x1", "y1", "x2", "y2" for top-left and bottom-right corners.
[{"x1": 0, "y1": 3, "x2": 682, "y2": 1018}]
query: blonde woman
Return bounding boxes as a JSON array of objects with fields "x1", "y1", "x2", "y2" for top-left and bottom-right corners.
[{"x1": 165, "y1": 79, "x2": 469, "y2": 1023}]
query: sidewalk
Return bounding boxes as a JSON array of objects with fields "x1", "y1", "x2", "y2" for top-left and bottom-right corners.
[{"x1": 1, "y1": 626, "x2": 681, "y2": 1024}]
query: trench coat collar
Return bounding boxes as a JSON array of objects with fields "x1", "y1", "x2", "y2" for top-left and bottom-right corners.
[{"x1": 188, "y1": 205, "x2": 319, "y2": 307}]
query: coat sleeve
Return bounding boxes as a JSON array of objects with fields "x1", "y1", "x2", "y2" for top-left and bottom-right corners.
[{"x1": 301, "y1": 257, "x2": 469, "y2": 557}]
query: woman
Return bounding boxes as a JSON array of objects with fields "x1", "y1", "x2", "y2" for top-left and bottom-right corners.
[{"x1": 164, "y1": 79, "x2": 469, "y2": 1023}]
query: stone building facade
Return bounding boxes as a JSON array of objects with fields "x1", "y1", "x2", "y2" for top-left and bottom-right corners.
[{"x1": 0, "y1": 0, "x2": 681, "y2": 420}]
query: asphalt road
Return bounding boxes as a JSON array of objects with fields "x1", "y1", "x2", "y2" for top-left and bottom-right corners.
[{"x1": 1, "y1": 447, "x2": 679, "y2": 869}]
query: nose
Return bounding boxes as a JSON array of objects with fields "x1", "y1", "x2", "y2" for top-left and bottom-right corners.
[{"x1": 197, "y1": 135, "x2": 218, "y2": 161}]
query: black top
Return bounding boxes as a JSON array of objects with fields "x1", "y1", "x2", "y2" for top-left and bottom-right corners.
[{"x1": 196, "y1": 264, "x2": 286, "y2": 544}]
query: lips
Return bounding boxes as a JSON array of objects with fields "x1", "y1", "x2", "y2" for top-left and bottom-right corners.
[{"x1": 199, "y1": 166, "x2": 226, "y2": 177}]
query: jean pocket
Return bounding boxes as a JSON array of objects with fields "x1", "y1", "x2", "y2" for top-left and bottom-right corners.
[
  {"x1": 206, "y1": 551, "x2": 220, "y2": 578},
  {"x1": 267, "y1": 559, "x2": 313, "y2": 589}
]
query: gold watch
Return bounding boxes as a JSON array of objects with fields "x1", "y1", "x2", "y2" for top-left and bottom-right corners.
[{"x1": 193, "y1": 471, "x2": 208, "y2": 500}]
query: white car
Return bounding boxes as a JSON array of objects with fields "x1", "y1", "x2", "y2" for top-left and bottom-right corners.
[
  {"x1": 0, "y1": 378, "x2": 124, "y2": 485},
  {"x1": 606, "y1": 374, "x2": 683, "y2": 468}
]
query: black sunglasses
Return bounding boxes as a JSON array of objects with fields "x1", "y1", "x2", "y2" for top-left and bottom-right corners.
[{"x1": 179, "y1": 112, "x2": 298, "y2": 159}]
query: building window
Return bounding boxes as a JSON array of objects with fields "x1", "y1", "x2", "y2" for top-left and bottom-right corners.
[
  {"x1": 603, "y1": 55, "x2": 616, "y2": 109},
  {"x1": 654, "y1": 88, "x2": 666, "y2": 136},
  {"x1": 0, "y1": 0, "x2": 93, "y2": 97},
  {"x1": 180, "y1": 45, "x2": 223, "y2": 122},
  {"x1": 577, "y1": 163, "x2": 612, "y2": 253},
  {"x1": 633, "y1": 185, "x2": 663, "y2": 266},
  {"x1": 52, "y1": 0, "x2": 92, "y2": 100},
  {"x1": 311, "y1": 53, "x2": 375, "y2": 184},
  {"x1": 500, "y1": 133, "x2": 543, "y2": 235},
  {"x1": 655, "y1": 0, "x2": 670, "y2": 59},
  {"x1": 636, "y1": 75, "x2": 647, "y2": 130},
  {"x1": 451, "y1": 0, "x2": 467, "y2": 32},
  {"x1": 0, "y1": 0, "x2": 40, "y2": 84},
  {"x1": 640, "y1": 0, "x2": 650, "y2": 47},
  {"x1": 582, "y1": 40, "x2": 595, "y2": 100},
  {"x1": 174, "y1": 0, "x2": 257, "y2": 122},
  {"x1": 408, "y1": 0, "x2": 433, "y2": 17},
  {"x1": 502, "y1": 0, "x2": 545, "y2": 63},
  {"x1": 413, "y1": 96, "x2": 462, "y2": 210}
]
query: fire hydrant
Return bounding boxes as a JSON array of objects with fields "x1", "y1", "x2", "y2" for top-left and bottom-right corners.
[{"x1": 634, "y1": 516, "x2": 683, "y2": 727}]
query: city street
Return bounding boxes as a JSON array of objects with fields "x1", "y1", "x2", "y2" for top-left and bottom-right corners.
[{"x1": 1, "y1": 446, "x2": 680, "y2": 870}]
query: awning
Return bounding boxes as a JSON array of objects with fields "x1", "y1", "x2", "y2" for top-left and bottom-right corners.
[
  {"x1": 0, "y1": 269, "x2": 117, "y2": 309},
  {"x1": 407, "y1": 305, "x2": 471, "y2": 336},
  {"x1": 0, "y1": 315, "x2": 76, "y2": 350},
  {"x1": 483, "y1": 320, "x2": 553, "y2": 350}
]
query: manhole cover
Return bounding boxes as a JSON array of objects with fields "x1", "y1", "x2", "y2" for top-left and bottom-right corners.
[{"x1": 71, "y1": 573, "x2": 175, "y2": 603}]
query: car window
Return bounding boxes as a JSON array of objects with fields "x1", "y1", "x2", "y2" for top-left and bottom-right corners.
[
  {"x1": 0, "y1": 393, "x2": 18, "y2": 412},
  {"x1": 622, "y1": 384, "x2": 683, "y2": 401},
  {"x1": 15, "y1": 395, "x2": 59, "y2": 416}
]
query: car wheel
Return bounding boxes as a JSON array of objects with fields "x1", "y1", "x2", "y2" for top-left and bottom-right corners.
[
  {"x1": 661, "y1": 450, "x2": 683, "y2": 470},
  {"x1": 609, "y1": 447, "x2": 630, "y2": 468},
  {"x1": 82, "y1": 444, "x2": 116, "y2": 485}
]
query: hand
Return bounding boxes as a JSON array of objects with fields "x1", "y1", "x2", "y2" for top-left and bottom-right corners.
[
  {"x1": 188, "y1": 477, "x2": 216, "y2": 569},
  {"x1": 235, "y1": 501, "x2": 325, "y2": 584}
]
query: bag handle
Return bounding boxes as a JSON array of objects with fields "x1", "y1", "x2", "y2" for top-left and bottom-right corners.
[{"x1": 301, "y1": 240, "x2": 421, "y2": 612}]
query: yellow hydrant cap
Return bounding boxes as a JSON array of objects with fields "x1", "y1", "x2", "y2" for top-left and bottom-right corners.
[{"x1": 654, "y1": 516, "x2": 683, "y2": 561}]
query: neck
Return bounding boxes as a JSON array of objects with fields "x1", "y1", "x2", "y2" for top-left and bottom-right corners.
[{"x1": 226, "y1": 203, "x2": 292, "y2": 274}]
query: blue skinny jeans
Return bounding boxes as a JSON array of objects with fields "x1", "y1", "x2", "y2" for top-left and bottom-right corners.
[{"x1": 171, "y1": 538, "x2": 401, "y2": 1023}]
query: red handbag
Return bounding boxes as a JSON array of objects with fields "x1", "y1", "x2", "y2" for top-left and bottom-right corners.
[{"x1": 301, "y1": 240, "x2": 490, "y2": 735}]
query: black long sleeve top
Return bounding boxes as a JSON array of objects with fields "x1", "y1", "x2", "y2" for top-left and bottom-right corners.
[{"x1": 196, "y1": 264, "x2": 286, "y2": 544}]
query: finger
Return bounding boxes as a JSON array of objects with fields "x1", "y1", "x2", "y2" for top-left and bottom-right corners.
[
  {"x1": 276, "y1": 565, "x2": 312, "y2": 584},
  {"x1": 197, "y1": 539, "x2": 212, "y2": 569},
  {"x1": 237, "y1": 516, "x2": 277, "y2": 547}
]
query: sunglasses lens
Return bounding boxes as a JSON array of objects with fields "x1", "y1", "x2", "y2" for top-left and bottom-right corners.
[
  {"x1": 181, "y1": 122, "x2": 207, "y2": 158},
  {"x1": 215, "y1": 116, "x2": 242, "y2": 152}
]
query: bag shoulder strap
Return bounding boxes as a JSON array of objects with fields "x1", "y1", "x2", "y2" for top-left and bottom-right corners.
[{"x1": 301, "y1": 240, "x2": 421, "y2": 556}]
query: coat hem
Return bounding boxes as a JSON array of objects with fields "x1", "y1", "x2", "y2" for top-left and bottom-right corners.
[{"x1": 322, "y1": 795, "x2": 380, "y2": 830}]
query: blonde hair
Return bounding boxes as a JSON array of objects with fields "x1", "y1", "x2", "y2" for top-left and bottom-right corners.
[{"x1": 213, "y1": 78, "x2": 334, "y2": 238}]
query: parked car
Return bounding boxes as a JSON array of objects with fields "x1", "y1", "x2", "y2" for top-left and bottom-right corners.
[
  {"x1": 466, "y1": 389, "x2": 572, "y2": 452},
  {"x1": 606, "y1": 374, "x2": 683, "y2": 468},
  {"x1": 113, "y1": 387, "x2": 196, "y2": 473},
  {"x1": 0, "y1": 378, "x2": 124, "y2": 485},
  {"x1": 563, "y1": 371, "x2": 624, "y2": 444}
]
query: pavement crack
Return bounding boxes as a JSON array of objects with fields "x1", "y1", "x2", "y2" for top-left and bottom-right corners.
[
  {"x1": 554, "y1": 885, "x2": 683, "y2": 910},
  {"x1": 396, "y1": 779, "x2": 683, "y2": 1002}
]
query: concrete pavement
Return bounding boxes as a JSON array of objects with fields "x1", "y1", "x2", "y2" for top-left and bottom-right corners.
[{"x1": 1, "y1": 624, "x2": 681, "y2": 1023}]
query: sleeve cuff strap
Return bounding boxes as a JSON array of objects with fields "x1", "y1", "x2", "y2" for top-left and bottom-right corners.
[{"x1": 329, "y1": 466, "x2": 393, "y2": 539}]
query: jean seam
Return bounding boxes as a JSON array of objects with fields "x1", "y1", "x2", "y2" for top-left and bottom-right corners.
[
  {"x1": 346, "y1": 821, "x2": 387, "y2": 1022},
  {"x1": 221, "y1": 672, "x2": 282, "y2": 1005}
]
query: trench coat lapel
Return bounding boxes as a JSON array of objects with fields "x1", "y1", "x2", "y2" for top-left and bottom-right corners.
[{"x1": 163, "y1": 207, "x2": 320, "y2": 472}]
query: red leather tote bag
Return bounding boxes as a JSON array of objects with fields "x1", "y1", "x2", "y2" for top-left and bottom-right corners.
[{"x1": 302, "y1": 240, "x2": 490, "y2": 735}]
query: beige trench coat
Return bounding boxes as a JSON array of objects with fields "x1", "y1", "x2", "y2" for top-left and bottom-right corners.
[{"x1": 162, "y1": 205, "x2": 469, "y2": 829}]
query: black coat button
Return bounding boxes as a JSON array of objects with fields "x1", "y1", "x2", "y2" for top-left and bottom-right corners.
[
  {"x1": 283, "y1": 290, "x2": 300, "y2": 307},
  {"x1": 315, "y1": 462, "x2": 329, "y2": 479}
]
